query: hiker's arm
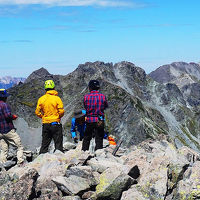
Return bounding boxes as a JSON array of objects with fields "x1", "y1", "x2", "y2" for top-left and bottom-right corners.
[
  {"x1": 3, "y1": 104, "x2": 13, "y2": 120},
  {"x1": 35, "y1": 99, "x2": 43, "y2": 118},
  {"x1": 57, "y1": 97, "x2": 64, "y2": 118},
  {"x1": 70, "y1": 118, "x2": 77, "y2": 138}
]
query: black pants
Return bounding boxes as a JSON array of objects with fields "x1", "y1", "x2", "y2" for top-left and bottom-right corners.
[
  {"x1": 82, "y1": 122, "x2": 104, "y2": 151},
  {"x1": 39, "y1": 123, "x2": 63, "y2": 154}
]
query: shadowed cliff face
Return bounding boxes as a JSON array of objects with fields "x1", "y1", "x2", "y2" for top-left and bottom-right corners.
[{"x1": 6, "y1": 61, "x2": 200, "y2": 152}]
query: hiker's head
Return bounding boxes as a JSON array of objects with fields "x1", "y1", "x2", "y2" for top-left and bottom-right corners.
[
  {"x1": 88, "y1": 80, "x2": 100, "y2": 91},
  {"x1": 74, "y1": 110, "x2": 86, "y2": 125},
  {"x1": 0, "y1": 89, "x2": 9, "y2": 102},
  {"x1": 44, "y1": 80, "x2": 55, "y2": 91}
]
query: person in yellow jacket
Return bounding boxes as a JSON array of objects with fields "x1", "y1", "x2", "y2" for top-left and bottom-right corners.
[{"x1": 35, "y1": 80, "x2": 64, "y2": 154}]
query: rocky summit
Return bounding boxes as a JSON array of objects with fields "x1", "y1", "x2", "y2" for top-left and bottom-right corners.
[{"x1": 0, "y1": 137, "x2": 199, "y2": 200}]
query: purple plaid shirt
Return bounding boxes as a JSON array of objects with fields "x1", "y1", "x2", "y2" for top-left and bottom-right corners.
[
  {"x1": 0, "y1": 101, "x2": 14, "y2": 134},
  {"x1": 84, "y1": 90, "x2": 108, "y2": 123}
]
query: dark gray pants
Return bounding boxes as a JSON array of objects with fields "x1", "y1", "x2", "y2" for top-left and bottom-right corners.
[
  {"x1": 39, "y1": 123, "x2": 63, "y2": 154},
  {"x1": 82, "y1": 122, "x2": 104, "y2": 151}
]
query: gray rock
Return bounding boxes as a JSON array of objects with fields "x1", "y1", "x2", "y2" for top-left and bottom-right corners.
[
  {"x1": 65, "y1": 165, "x2": 97, "y2": 186},
  {"x1": 173, "y1": 161, "x2": 200, "y2": 199},
  {"x1": 52, "y1": 175, "x2": 91, "y2": 195},
  {"x1": 3, "y1": 160, "x2": 16, "y2": 169},
  {"x1": 82, "y1": 191, "x2": 95, "y2": 199},
  {"x1": 62, "y1": 196, "x2": 81, "y2": 200},
  {"x1": 63, "y1": 142, "x2": 76, "y2": 151},
  {"x1": 0, "y1": 168, "x2": 39, "y2": 200},
  {"x1": 121, "y1": 185, "x2": 147, "y2": 200},
  {"x1": 94, "y1": 166, "x2": 136, "y2": 200},
  {"x1": 87, "y1": 157, "x2": 124, "y2": 173}
]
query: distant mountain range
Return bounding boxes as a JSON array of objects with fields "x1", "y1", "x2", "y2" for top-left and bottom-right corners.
[{"x1": 0, "y1": 76, "x2": 26, "y2": 89}]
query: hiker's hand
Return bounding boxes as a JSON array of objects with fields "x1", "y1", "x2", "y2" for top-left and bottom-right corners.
[
  {"x1": 12, "y1": 114, "x2": 18, "y2": 120},
  {"x1": 74, "y1": 137, "x2": 78, "y2": 143}
]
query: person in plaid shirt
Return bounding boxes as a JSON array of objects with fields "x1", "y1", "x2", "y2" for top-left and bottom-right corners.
[
  {"x1": 82, "y1": 80, "x2": 108, "y2": 151},
  {"x1": 0, "y1": 89, "x2": 24, "y2": 165}
]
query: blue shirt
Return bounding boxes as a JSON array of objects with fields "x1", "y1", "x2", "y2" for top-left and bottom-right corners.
[{"x1": 70, "y1": 117, "x2": 86, "y2": 138}]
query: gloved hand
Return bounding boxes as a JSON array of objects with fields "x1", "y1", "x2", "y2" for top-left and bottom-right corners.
[
  {"x1": 12, "y1": 114, "x2": 18, "y2": 120},
  {"x1": 74, "y1": 137, "x2": 78, "y2": 143}
]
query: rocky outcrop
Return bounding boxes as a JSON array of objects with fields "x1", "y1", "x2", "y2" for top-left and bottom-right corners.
[
  {"x1": 0, "y1": 138, "x2": 199, "y2": 199},
  {"x1": 149, "y1": 62, "x2": 200, "y2": 87},
  {"x1": 25, "y1": 67, "x2": 51, "y2": 83}
]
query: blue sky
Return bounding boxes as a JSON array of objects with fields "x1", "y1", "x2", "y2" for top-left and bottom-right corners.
[{"x1": 0, "y1": 0, "x2": 200, "y2": 77}]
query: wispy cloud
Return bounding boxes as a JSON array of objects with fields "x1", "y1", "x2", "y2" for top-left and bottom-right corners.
[
  {"x1": 0, "y1": 0, "x2": 147, "y2": 8},
  {"x1": 25, "y1": 24, "x2": 96, "y2": 32},
  {"x1": 14, "y1": 40, "x2": 32, "y2": 42},
  {"x1": 0, "y1": 40, "x2": 32, "y2": 43},
  {"x1": 126, "y1": 24, "x2": 193, "y2": 28}
]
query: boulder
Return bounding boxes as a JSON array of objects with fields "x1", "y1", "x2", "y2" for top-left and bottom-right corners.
[
  {"x1": 121, "y1": 185, "x2": 147, "y2": 200},
  {"x1": 63, "y1": 142, "x2": 76, "y2": 151},
  {"x1": 65, "y1": 165, "x2": 98, "y2": 186},
  {"x1": 94, "y1": 166, "x2": 136, "y2": 200},
  {"x1": 121, "y1": 139, "x2": 191, "y2": 199},
  {"x1": 174, "y1": 161, "x2": 200, "y2": 199},
  {"x1": 87, "y1": 157, "x2": 124, "y2": 173},
  {"x1": 61, "y1": 196, "x2": 81, "y2": 200},
  {"x1": 52, "y1": 175, "x2": 91, "y2": 195},
  {"x1": 0, "y1": 168, "x2": 38, "y2": 200}
]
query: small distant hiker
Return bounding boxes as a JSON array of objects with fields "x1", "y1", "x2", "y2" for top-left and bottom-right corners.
[
  {"x1": 71, "y1": 109, "x2": 86, "y2": 143},
  {"x1": 35, "y1": 80, "x2": 64, "y2": 154},
  {"x1": 82, "y1": 80, "x2": 108, "y2": 151},
  {"x1": 0, "y1": 89, "x2": 24, "y2": 165}
]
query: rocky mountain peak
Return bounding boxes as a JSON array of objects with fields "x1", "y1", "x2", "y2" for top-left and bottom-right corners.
[
  {"x1": 25, "y1": 67, "x2": 52, "y2": 83},
  {"x1": 75, "y1": 61, "x2": 113, "y2": 75},
  {"x1": 149, "y1": 61, "x2": 200, "y2": 87}
]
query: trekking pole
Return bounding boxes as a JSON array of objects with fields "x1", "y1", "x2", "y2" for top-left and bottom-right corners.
[{"x1": 112, "y1": 136, "x2": 125, "y2": 156}]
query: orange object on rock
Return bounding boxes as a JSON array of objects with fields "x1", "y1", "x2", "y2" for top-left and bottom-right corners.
[
  {"x1": 12, "y1": 114, "x2": 18, "y2": 120},
  {"x1": 108, "y1": 135, "x2": 117, "y2": 145}
]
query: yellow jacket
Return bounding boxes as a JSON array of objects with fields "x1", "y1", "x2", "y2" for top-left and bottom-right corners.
[{"x1": 35, "y1": 90, "x2": 64, "y2": 124}]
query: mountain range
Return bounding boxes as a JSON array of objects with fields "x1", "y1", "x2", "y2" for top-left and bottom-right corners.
[
  {"x1": 0, "y1": 76, "x2": 26, "y2": 89},
  {"x1": 6, "y1": 61, "x2": 200, "y2": 153}
]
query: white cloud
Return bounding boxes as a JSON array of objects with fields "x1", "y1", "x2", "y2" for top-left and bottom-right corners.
[{"x1": 0, "y1": 0, "x2": 145, "y2": 7}]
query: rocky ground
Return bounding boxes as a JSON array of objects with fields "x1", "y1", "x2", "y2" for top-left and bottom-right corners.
[{"x1": 0, "y1": 136, "x2": 200, "y2": 200}]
